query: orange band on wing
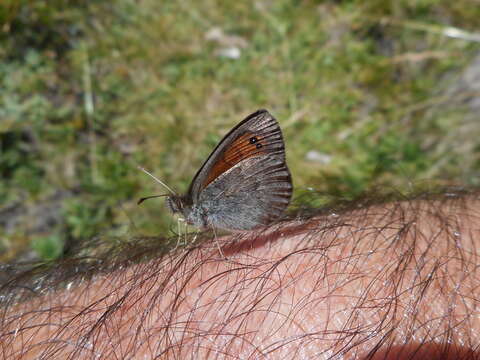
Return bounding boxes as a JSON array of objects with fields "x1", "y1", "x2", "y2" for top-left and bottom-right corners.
[{"x1": 202, "y1": 132, "x2": 268, "y2": 189}]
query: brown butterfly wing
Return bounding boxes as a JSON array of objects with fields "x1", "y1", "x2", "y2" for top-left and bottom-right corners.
[
  {"x1": 187, "y1": 109, "x2": 292, "y2": 229},
  {"x1": 198, "y1": 154, "x2": 292, "y2": 230}
]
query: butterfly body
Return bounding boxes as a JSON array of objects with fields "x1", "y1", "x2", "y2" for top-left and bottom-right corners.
[{"x1": 166, "y1": 109, "x2": 292, "y2": 231}]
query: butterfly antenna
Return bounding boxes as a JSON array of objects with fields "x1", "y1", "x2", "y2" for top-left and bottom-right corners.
[
  {"x1": 137, "y1": 166, "x2": 177, "y2": 195},
  {"x1": 137, "y1": 194, "x2": 169, "y2": 205}
]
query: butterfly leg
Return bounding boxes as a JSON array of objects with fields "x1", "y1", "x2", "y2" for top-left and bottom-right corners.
[
  {"x1": 183, "y1": 220, "x2": 190, "y2": 247},
  {"x1": 211, "y1": 226, "x2": 225, "y2": 258},
  {"x1": 175, "y1": 217, "x2": 187, "y2": 249},
  {"x1": 192, "y1": 229, "x2": 199, "y2": 245}
]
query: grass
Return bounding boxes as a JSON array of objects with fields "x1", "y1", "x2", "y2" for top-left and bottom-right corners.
[{"x1": 1, "y1": 0, "x2": 480, "y2": 261}]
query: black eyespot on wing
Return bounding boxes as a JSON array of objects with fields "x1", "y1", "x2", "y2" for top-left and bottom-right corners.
[
  {"x1": 249, "y1": 136, "x2": 258, "y2": 144},
  {"x1": 256, "y1": 143, "x2": 263, "y2": 149}
]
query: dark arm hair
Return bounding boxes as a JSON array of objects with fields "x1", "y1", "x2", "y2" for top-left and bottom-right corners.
[{"x1": 2, "y1": 191, "x2": 480, "y2": 359}]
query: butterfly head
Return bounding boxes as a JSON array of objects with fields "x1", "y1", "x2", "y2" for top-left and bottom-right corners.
[
  {"x1": 166, "y1": 195, "x2": 186, "y2": 215},
  {"x1": 166, "y1": 195, "x2": 209, "y2": 228}
]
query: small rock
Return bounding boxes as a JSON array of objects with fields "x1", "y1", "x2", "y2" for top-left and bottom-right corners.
[
  {"x1": 214, "y1": 46, "x2": 241, "y2": 59},
  {"x1": 305, "y1": 150, "x2": 332, "y2": 164},
  {"x1": 205, "y1": 27, "x2": 248, "y2": 48}
]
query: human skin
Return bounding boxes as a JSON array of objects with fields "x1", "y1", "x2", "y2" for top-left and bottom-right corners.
[{"x1": 1, "y1": 193, "x2": 480, "y2": 359}]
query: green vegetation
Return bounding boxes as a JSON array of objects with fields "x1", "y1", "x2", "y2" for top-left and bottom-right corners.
[
  {"x1": 1, "y1": 0, "x2": 480, "y2": 261},
  {"x1": 31, "y1": 234, "x2": 63, "y2": 261}
]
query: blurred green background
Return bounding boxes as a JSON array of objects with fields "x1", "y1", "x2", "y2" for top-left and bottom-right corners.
[{"x1": 1, "y1": 0, "x2": 480, "y2": 262}]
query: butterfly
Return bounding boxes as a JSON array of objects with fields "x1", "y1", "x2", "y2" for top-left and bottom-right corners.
[{"x1": 139, "y1": 109, "x2": 292, "y2": 231}]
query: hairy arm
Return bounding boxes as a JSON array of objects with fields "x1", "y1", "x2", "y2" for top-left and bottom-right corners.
[{"x1": 2, "y1": 194, "x2": 480, "y2": 359}]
